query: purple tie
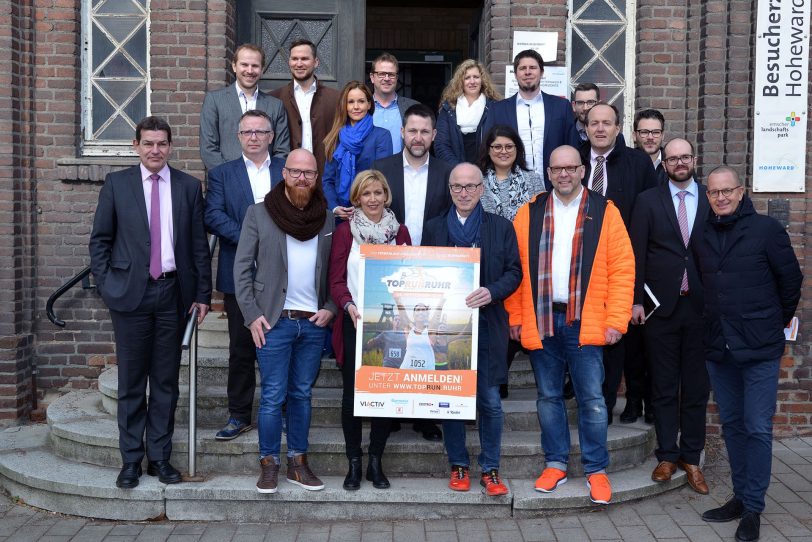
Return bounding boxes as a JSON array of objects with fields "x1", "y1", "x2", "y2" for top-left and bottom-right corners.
[
  {"x1": 149, "y1": 173, "x2": 162, "y2": 280},
  {"x1": 676, "y1": 190, "x2": 690, "y2": 292}
]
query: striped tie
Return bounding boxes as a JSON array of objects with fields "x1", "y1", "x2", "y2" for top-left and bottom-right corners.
[
  {"x1": 591, "y1": 155, "x2": 605, "y2": 194},
  {"x1": 676, "y1": 190, "x2": 690, "y2": 292}
]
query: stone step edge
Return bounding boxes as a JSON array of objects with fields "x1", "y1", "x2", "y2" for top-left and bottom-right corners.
[{"x1": 0, "y1": 425, "x2": 685, "y2": 522}]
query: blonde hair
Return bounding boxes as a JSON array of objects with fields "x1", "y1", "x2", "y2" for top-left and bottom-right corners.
[
  {"x1": 323, "y1": 81, "x2": 375, "y2": 158},
  {"x1": 349, "y1": 169, "x2": 393, "y2": 208},
  {"x1": 439, "y1": 60, "x2": 502, "y2": 109}
]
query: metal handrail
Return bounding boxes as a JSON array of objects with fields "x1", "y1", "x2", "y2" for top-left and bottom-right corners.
[
  {"x1": 46, "y1": 266, "x2": 92, "y2": 327},
  {"x1": 182, "y1": 305, "x2": 200, "y2": 477}
]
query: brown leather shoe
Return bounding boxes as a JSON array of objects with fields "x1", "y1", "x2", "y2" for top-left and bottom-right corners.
[
  {"x1": 286, "y1": 454, "x2": 325, "y2": 491},
  {"x1": 678, "y1": 460, "x2": 709, "y2": 494},
  {"x1": 256, "y1": 456, "x2": 279, "y2": 494},
  {"x1": 651, "y1": 461, "x2": 677, "y2": 482}
]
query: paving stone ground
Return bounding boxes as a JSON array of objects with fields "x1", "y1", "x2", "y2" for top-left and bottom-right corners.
[{"x1": 2, "y1": 438, "x2": 811, "y2": 541}]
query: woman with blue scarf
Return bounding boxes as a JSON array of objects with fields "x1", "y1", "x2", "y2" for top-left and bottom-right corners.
[{"x1": 323, "y1": 82, "x2": 393, "y2": 220}]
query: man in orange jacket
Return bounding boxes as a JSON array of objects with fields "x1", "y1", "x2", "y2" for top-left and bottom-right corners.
[{"x1": 506, "y1": 144, "x2": 634, "y2": 505}]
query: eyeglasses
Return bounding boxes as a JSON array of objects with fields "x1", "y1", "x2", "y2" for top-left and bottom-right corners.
[
  {"x1": 574, "y1": 100, "x2": 598, "y2": 107},
  {"x1": 238, "y1": 130, "x2": 273, "y2": 138},
  {"x1": 284, "y1": 167, "x2": 318, "y2": 180},
  {"x1": 490, "y1": 144, "x2": 516, "y2": 152},
  {"x1": 664, "y1": 154, "x2": 694, "y2": 166},
  {"x1": 635, "y1": 129, "x2": 663, "y2": 137},
  {"x1": 449, "y1": 183, "x2": 482, "y2": 194},
  {"x1": 548, "y1": 165, "x2": 583, "y2": 176},
  {"x1": 372, "y1": 71, "x2": 398, "y2": 80},
  {"x1": 707, "y1": 186, "x2": 742, "y2": 199}
]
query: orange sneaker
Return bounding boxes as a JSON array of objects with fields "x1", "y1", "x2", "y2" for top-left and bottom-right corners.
[
  {"x1": 480, "y1": 469, "x2": 509, "y2": 496},
  {"x1": 534, "y1": 467, "x2": 568, "y2": 493},
  {"x1": 587, "y1": 473, "x2": 612, "y2": 504},
  {"x1": 449, "y1": 465, "x2": 470, "y2": 491}
]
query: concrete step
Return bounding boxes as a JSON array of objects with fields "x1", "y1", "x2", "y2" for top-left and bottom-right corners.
[
  {"x1": 48, "y1": 390, "x2": 655, "y2": 478},
  {"x1": 0, "y1": 423, "x2": 685, "y2": 522},
  {"x1": 100, "y1": 367, "x2": 571, "y2": 430}
]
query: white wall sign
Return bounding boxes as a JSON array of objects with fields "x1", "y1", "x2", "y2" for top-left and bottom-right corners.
[
  {"x1": 752, "y1": 0, "x2": 809, "y2": 192},
  {"x1": 505, "y1": 66, "x2": 569, "y2": 99},
  {"x1": 512, "y1": 30, "x2": 558, "y2": 63}
]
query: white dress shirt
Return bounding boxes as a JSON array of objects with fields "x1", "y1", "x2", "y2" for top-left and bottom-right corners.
[
  {"x1": 653, "y1": 149, "x2": 663, "y2": 172},
  {"x1": 294, "y1": 80, "x2": 317, "y2": 151},
  {"x1": 243, "y1": 154, "x2": 272, "y2": 203},
  {"x1": 516, "y1": 92, "x2": 546, "y2": 177},
  {"x1": 669, "y1": 178, "x2": 699, "y2": 236},
  {"x1": 551, "y1": 187, "x2": 584, "y2": 303},
  {"x1": 140, "y1": 163, "x2": 176, "y2": 273},
  {"x1": 236, "y1": 82, "x2": 258, "y2": 113},
  {"x1": 588, "y1": 146, "x2": 615, "y2": 196},
  {"x1": 403, "y1": 152, "x2": 430, "y2": 246}
]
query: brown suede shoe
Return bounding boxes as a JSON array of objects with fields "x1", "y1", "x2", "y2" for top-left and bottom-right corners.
[
  {"x1": 678, "y1": 460, "x2": 709, "y2": 494},
  {"x1": 256, "y1": 456, "x2": 279, "y2": 494},
  {"x1": 651, "y1": 461, "x2": 677, "y2": 482},
  {"x1": 286, "y1": 454, "x2": 325, "y2": 491}
]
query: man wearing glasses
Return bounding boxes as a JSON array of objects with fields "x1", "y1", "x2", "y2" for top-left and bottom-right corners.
[
  {"x1": 695, "y1": 166, "x2": 802, "y2": 542},
  {"x1": 234, "y1": 149, "x2": 336, "y2": 494},
  {"x1": 633, "y1": 109, "x2": 668, "y2": 185},
  {"x1": 204, "y1": 110, "x2": 285, "y2": 441},
  {"x1": 506, "y1": 145, "x2": 635, "y2": 505},
  {"x1": 571, "y1": 83, "x2": 600, "y2": 143},
  {"x1": 629, "y1": 138, "x2": 711, "y2": 494},
  {"x1": 369, "y1": 52, "x2": 419, "y2": 153}
]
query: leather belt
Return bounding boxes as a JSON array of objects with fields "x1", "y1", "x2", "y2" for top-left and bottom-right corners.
[
  {"x1": 281, "y1": 309, "x2": 316, "y2": 320},
  {"x1": 679, "y1": 290, "x2": 690, "y2": 297},
  {"x1": 552, "y1": 302, "x2": 568, "y2": 313},
  {"x1": 150, "y1": 271, "x2": 177, "y2": 281}
]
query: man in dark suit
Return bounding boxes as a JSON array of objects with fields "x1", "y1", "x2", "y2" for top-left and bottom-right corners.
[
  {"x1": 633, "y1": 109, "x2": 668, "y2": 185},
  {"x1": 89, "y1": 116, "x2": 212, "y2": 489},
  {"x1": 270, "y1": 39, "x2": 340, "y2": 180},
  {"x1": 200, "y1": 44, "x2": 290, "y2": 170},
  {"x1": 482, "y1": 49, "x2": 579, "y2": 189},
  {"x1": 204, "y1": 109, "x2": 284, "y2": 441},
  {"x1": 373, "y1": 104, "x2": 452, "y2": 441},
  {"x1": 580, "y1": 102, "x2": 658, "y2": 421},
  {"x1": 630, "y1": 138, "x2": 710, "y2": 494}
]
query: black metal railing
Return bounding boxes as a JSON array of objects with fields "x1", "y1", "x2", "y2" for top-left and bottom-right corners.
[{"x1": 46, "y1": 267, "x2": 92, "y2": 327}]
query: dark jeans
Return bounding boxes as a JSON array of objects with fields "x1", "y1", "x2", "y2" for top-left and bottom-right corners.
[
  {"x1": 340, "y1": 314, "x2": 391, "y2": 459},
  {"x1": 707, "y1": 353, "x2": 780, "y2": 513},
  {"x1": 223, "y1": 293, "x2": 256, "y2": 425}
]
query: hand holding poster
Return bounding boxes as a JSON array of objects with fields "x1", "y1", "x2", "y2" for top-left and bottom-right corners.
[{"x1": 355, "y1": 245, "x2": 479, "y2": 420}]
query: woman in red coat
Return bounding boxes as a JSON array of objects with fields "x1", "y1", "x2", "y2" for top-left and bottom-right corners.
[{"x1": 328, "y1": 169, "x2": 411, "y2": 491}]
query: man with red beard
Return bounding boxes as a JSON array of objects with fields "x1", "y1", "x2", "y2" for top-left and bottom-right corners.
[{"x1": 234, "y1": 149, "x2": 336, "y2": 494}]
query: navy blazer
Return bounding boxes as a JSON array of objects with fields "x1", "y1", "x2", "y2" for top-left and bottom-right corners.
[
  {"x1": 435, "y1": 98, "x2": 494, "y2": 166},
  {"x1": 89, "y1": 165, "x2": 212, "y2": 313},
  {"x1": 204, "y1": 156, "x2": 284, "y2": 294},
  {"x1": 482, "y1": 91, "x2": 579, "y2": 189},
  {"x1": 323, "y1": 124, "x2": 393, "y2": 210}
]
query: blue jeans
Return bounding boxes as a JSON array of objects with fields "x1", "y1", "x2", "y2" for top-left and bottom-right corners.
[
  {"x1": 256, "y1": 317, "x2": 326, "y2": 460},
  {"x1": 442, "y1": 381, "x2": 503, "y2": 472},
  {"x1": 706, "y1": 354, "x2": 780, "y2": 514},
  {"x1": 528, "y1": 312, "x2": 609, "y2": 474}
]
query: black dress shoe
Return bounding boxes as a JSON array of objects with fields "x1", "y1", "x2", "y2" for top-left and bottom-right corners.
[
  {"x1": 735, "y1": 511, "x2": 760, "y2": 541},
  {"x1": 146, "y1": 460, "x2": 182, "y2": 484},
  {"x1": 366, "y1": 454, "x2": 390, "y2": 489},
  {"x1": 620, "y1": 401, "x2": 642, "y2": 424},
  {"x1": 702, "y1": 497, "x2": 744, "y2": 523},
  {"x1": 116, "y1": 462, "x2": 142, "y2": 489},
  {"x1": 414, "y1": 421, "x2": 442, "y2": 442},
  {"x1": 343, "y1": 456, "x2": 362, "y2": 490}
]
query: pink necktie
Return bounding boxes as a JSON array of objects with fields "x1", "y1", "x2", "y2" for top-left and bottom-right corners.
[
  {"x1": 676, "y1": 190, "x2": 690, "y2": 292},
  {"x1": 149, "y1": 174, "x2": 162, "y2": 280}
]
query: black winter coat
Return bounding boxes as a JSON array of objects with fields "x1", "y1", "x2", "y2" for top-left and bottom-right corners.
[{"x1": 694, "y1": 195, "x2": 802, "y2": 363}]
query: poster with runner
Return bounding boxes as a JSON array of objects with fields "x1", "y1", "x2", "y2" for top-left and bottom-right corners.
[{"x1": 354, "y1": 245, "x2": 480, "y2": 420}]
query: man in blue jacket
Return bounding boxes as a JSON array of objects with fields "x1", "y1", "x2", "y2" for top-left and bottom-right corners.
[
  {"x1": 696, "y1": 166, "x2": 802, "y2": 542},
  {"x1": 482, "y1": 49, "x2": 578, "y2": 189},
  {"x1": 204, "y1": 109, "x2": 284, "y2": 440}
]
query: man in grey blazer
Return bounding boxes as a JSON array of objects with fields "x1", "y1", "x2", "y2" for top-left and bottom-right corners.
[
  {"x1": 234, "y1": 148, "x2": 336, "y2": 494},
  {"x1": 369, "y1": 52, "x2": 420, "y2": 153},
  {"x1": 199, "y1": 44, "x2": 290, "y2": 170}
]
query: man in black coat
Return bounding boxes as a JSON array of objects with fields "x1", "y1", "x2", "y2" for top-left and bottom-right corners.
[
  {"x1": 580, "y1": 102, "x2": 657, "y2": 422},
  {"x1": 632, "y1": 108, "x2": 669, "y2": 186},
  {"x1": 630, "y1": 138, "x2": 710, "y2": 494},
  {"x1": 89, "y1": 116, "x2": 212, "y2": 489},
  {"x1": 695, "y1": 166, "x2": 802, "y2": 542},
  {"x1": 422, "y1": 163, "x2": 522, "y2": 497}
]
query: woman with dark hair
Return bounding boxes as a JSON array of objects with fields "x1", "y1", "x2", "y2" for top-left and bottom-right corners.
[
  {"x1": 323, "y1": 82, "x2": 393, "y2": 220},
  {"x1": 435, "y1": 60, "x2": 502, "y2": 166},
  {"x1": 477, "y1": 124, "x2": 546, "y2": 222}
]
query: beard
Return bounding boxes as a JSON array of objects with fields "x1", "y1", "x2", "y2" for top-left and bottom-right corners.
[
  {"x1": 668, "y1": 166, "x2": 695, "y2": 183},
  {"x1": 519, "y1": 82, "x2": 539, "y2": 93},
  {"x1": 286, "y1": 183, "x2": 315, "y2": 209}
]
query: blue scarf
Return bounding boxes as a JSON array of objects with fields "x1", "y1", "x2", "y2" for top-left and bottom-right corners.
[
  {"x1": 333, "y1": 114, "x2": 374, "y2": 204},
  {"x1": 446, "y1": 202, "x2": 483, "y2": 247}
]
